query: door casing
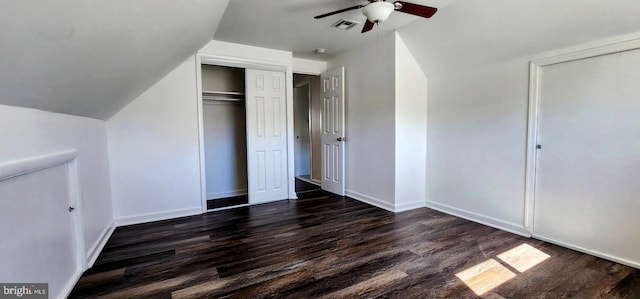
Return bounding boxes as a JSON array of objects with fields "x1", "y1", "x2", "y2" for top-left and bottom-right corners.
[
  {"x1": 525, "y1": 35, "x2": 640, "y2": 268},
  {"x1": 196, "y1": 54, "x2": 295, "y2": 212}
]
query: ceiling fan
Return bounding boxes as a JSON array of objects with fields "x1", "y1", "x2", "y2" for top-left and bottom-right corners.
[{"x1": 314, "y1": 0, "x2": 438, "y2": 33}]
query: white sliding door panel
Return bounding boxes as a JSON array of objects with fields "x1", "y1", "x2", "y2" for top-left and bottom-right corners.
[
  {"x1": 320, "y1": 67, "x2": 346, "y2": 195},
  {"x1": 246, "y1": 69, "x2": 288, "y2": 203},
  {"x1": 534, "y1": 48, "x2": 640, "y2": 266}
]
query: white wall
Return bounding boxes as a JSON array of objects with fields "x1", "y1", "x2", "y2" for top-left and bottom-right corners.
[
  {"x1": 108, "y1": 56, "x2": 202, "y2": 225},
  {"x1": 328, "y1": 33, "x2": 396, "y2": 210},
  {"x1": 292, "y1": 58, "x2": 327, "y2": 75},
  {"x1": 0, "y1": 104, "x2": 113, "y2": 257},
  {"x1": 394, "y1": 33, "x2": 428, "y2": 212},
  {"x1": 203, "y1": 102, "x2": 247, "y2": 199},
  {"x1": 108, "y1": 41, "x2": 296, "y2": 224},
  {"x1": 201, "y1": 65, "x2": 245, "y2": 93},
  {"x1": 1, "y1": 163, "x2": 78, "y2": 299},
  {"x1": 309, "y1": 76, "x2": 322, "y2": 182},
  {"x1": 293, "y1": 84, "x2": 311, "y2": 176},
  {"x1": 425, "y1": 58, "x2": 530, "y2": 234},
  {"x1": 0, "y1": 104, "x2": 114, "y2": 296}
]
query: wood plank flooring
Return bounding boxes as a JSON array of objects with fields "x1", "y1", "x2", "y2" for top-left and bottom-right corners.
[
  {"x1": 70, "y1": 194, "x2": 640, "y2": 298},
  {"x1": 295, "y1": 177, "x2": 320, "y2": 192}
]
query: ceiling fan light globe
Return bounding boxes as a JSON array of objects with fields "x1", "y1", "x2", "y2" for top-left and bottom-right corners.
[{"x1": 362, "y1": 1, "x2": 395, "y2": 23}]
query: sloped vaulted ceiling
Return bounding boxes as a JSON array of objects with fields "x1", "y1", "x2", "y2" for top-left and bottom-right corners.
[
  {"x1": 0, "y1": 0, "x2": 229, "y2": 120},
  {"x1": 397, "y1": 0, "x2": 640, "y2": 75}
]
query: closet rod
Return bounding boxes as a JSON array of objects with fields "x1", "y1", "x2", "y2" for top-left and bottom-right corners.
[
  {"x1": 203, "y1": 91, "x2": 244, "y2": 97},
  {"x1": 202, "y1": 90, "x2": 245, "y2": 102}
]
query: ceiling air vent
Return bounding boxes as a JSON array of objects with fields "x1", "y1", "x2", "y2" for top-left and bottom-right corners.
[{"x1": 331, "y1": 19, "x2": 360, "y2": 30}]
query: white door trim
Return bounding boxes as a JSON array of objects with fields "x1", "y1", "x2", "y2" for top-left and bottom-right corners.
[
  {"x1": 524, "y1": 35, "x2": 640, "y2": 230},
  {"x1": 196, "y1": 53, "x2": 295, "y2": 213}
]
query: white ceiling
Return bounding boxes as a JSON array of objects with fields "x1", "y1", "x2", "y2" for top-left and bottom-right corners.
[
  {"x1": 5, "y1": 0, "x2": 639, "y2": 120},
  {"x1": 0, "y1": 0, "x2": 229, "y2": 120},
  {"x1": 398, "y1": 0, "x2": 640, "y2": 75},
  {"x1": 214, "y1": 0, "x2": 456, "y2": 60}
]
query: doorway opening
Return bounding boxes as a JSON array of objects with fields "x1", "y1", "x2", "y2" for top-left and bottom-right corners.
[
  {"x1": 294, "y1": 74, "x2": 322, "y2": 196},
  {"x1": 201, "y1": 64, "x2": 249, "y2": 210}
]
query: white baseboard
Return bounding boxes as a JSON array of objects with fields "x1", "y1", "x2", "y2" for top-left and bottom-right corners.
[
  {"x1": 533, "y1": 234, "x2": 640, "y2": 269},
  {"x1": 426, "y1": 200, "x2": 532, "y2": 237},
  {"x1": 207, "y1": 203, "x2": 251, "y2": 212},
  {"x1": 346, "y1": 189, "x2": 394, "y2": 212},
  {"x1": 206, "y1": 198, "x2": 289, "y2": 212},
  {"x1": 115, "y1": 207, "x2": 202, "y2": 227},
  {"x1": 60, "y1": 267, "x2": 83, "y2": 299},
  {"x1": 395, "y1": 200, "x2": 426, "y2": 212},
  {"x1": 207, "y1": 189, "x2": 247, "y2": 199},
  {"x1": 87, "y1": 220, "x2": 116, "y2": 268}
]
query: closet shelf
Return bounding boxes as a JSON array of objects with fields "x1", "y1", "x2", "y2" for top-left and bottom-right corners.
[{"x1": 202, "y1": 91, "x2": 245, "y2": 102}]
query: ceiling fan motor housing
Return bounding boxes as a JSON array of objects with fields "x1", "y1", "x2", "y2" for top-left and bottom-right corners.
[
  {"x1": 362, "y1": 1, "x2": 395, "y2": 23},
  {"x1": 313, "y1": 0, "x2": 437, "y2": 34}
]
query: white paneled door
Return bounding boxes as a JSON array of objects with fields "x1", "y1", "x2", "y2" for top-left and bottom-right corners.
[
  {"x1": 533, "y1": 47, "x2": 640, "y2": 266},
  {"x1": 321, "y1": 67, "x2": 345, "y2": 195},
  {"x1": 246, "y1": 69, "x2": 288, "y2": 203}
]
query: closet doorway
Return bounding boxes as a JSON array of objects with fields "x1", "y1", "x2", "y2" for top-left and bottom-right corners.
[
  {"x1": 201, "y1": 65, "x2": 249, "y2": 210},
  {"x1": 528, "y1": 42, "x2": 640, "y2": 267},
  {"x1": 198, "y1": 57, "x2": 291, "y2": 212},
  {"x1": 293, "y1": 74, "x2": 322, "y2": 194}
]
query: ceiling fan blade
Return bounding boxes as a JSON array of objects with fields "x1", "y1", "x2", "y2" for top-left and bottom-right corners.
[
  {"x1": 361, "y1": 20, "x2": 375, "y2": 33},
  {"x1": 314, "y1": 5, "x2": 364, "y2": 19},
  {"x1": 394, "y1": 1, "x2": 437, "y2": 18}
]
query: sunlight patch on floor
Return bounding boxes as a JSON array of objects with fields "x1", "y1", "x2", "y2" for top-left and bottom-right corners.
[
  {"x1": 497, "y1": 243, "x2": 551, "y2": 273},
  {"x1": 455, "y1": 259, "x2": 516, "y2": 296},
  {"x1": 456, "y1": 243, "x2": 551, "y2": 295}
]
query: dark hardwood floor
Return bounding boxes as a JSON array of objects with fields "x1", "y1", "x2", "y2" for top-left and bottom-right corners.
[
  {"x1": 295, "y1": 178, "x2": 328, "y2": 200},
  {"x1": 295, "y1": 177, "x2": 320, "y2": 192},
  {"x1": 205, "y1": 178, "x2": 321, "y2": 211},
  {"x1": 70, "y1": 194, "x2": 640, "y2": 298}
]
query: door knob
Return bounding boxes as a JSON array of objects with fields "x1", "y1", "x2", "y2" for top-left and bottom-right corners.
[{"x1": 337, "y1": 137, "x2": 346, "y2": 142}]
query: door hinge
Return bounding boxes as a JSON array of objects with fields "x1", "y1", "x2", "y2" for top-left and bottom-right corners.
[
  {"x1": 69, "y1": 206, "x2": 75, "y2": 212},
  {"x1": 536, "y1": 144, "x2": 542, "y2": 149}
]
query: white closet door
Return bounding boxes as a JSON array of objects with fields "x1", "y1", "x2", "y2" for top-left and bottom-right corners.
[
  {"x1": 534, "y1": 48, "x2": 640, "y2": 265},
  {"x1": 246, "y1": 69, "x2": 288, "y2": 203}
]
